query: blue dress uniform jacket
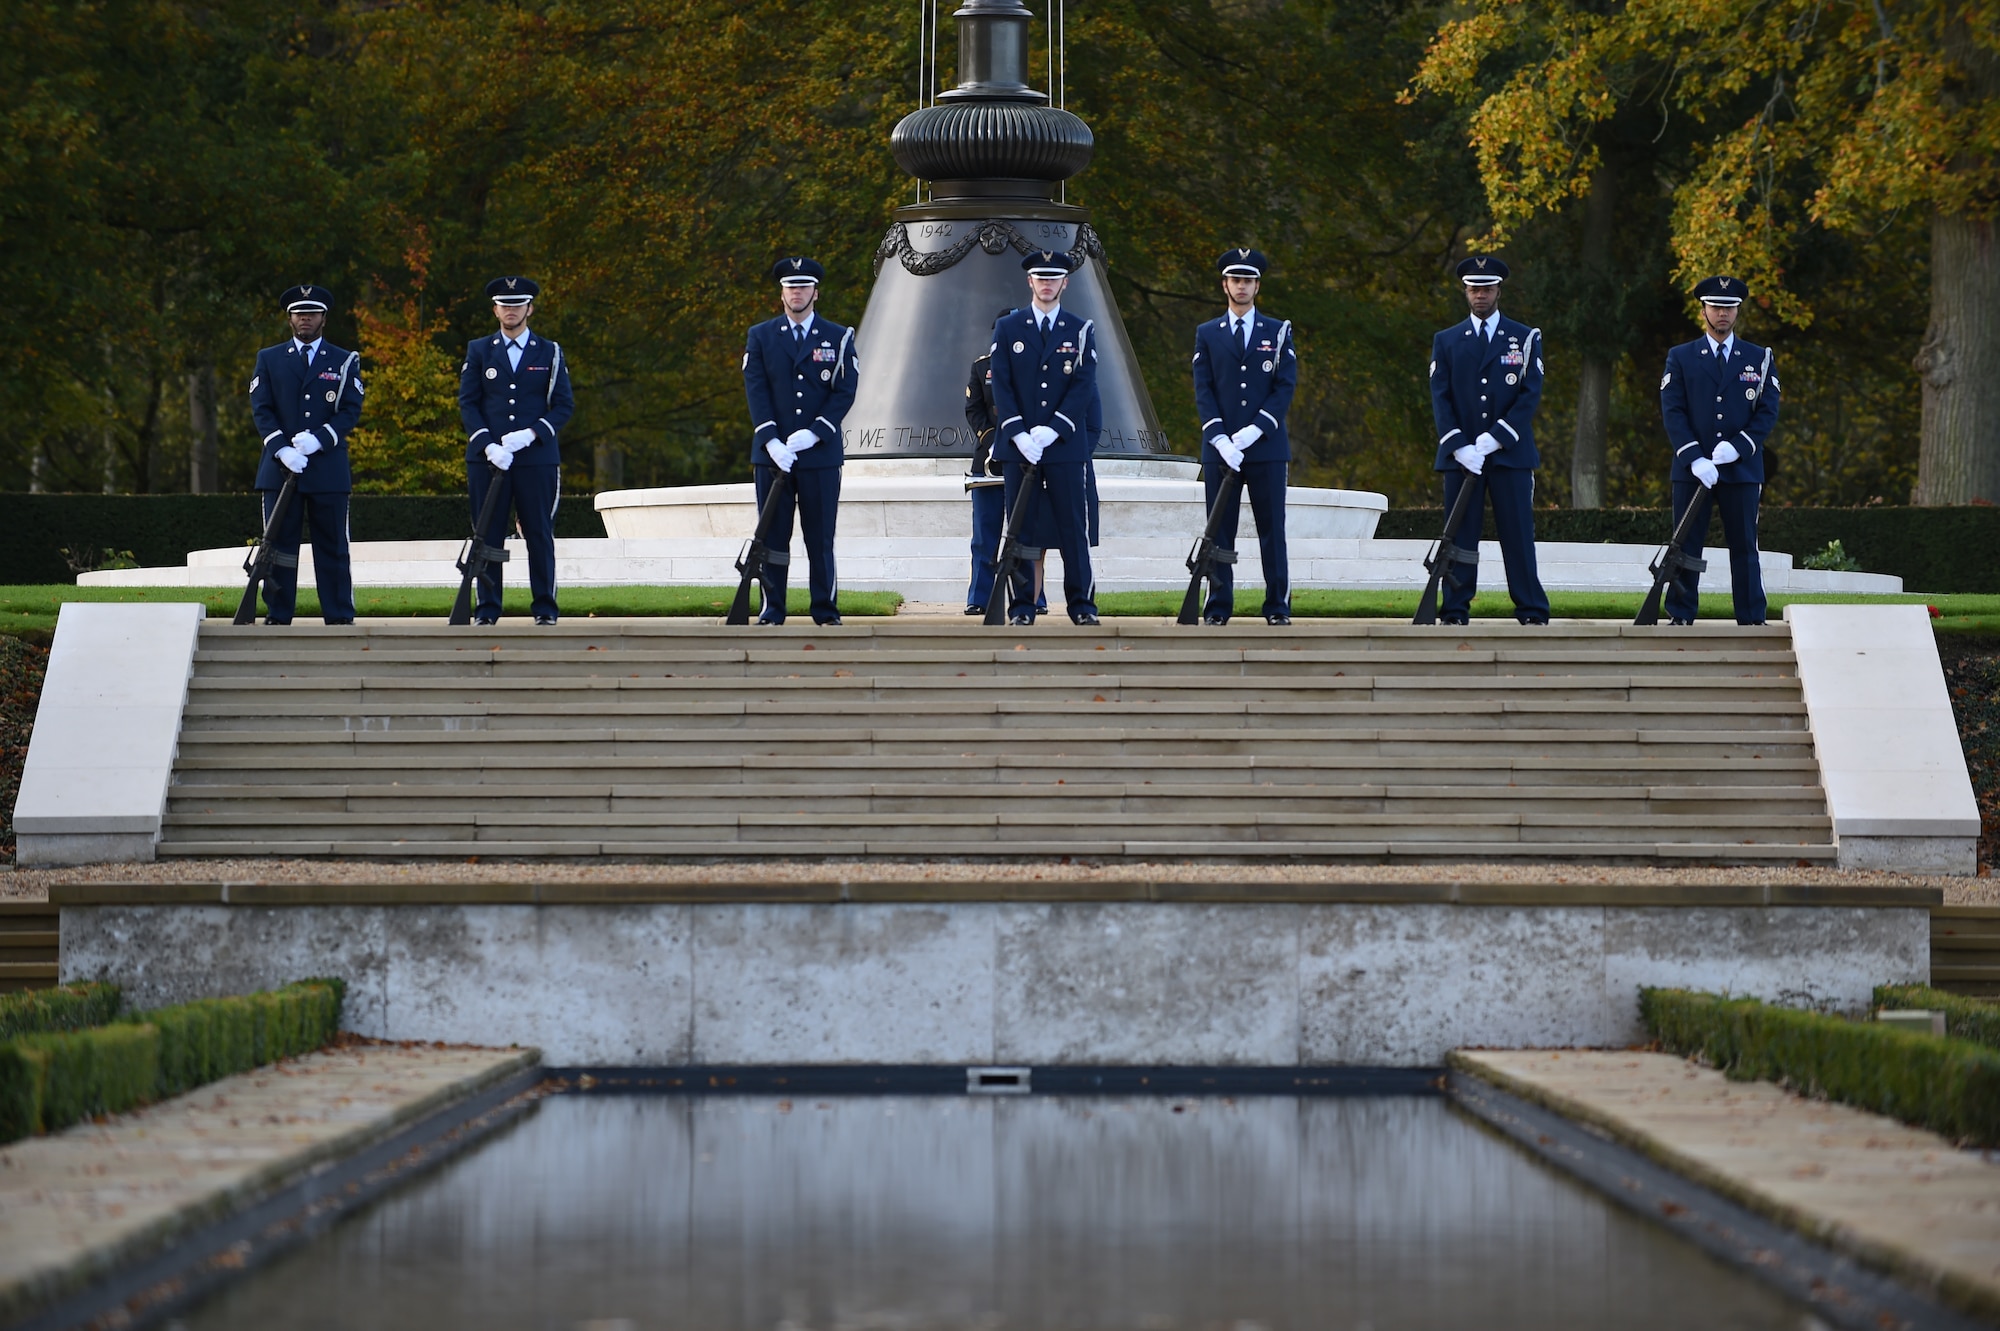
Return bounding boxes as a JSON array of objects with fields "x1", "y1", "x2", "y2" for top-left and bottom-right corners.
[
  {"x1": 459, "y1": 332, "x2": 575, "y2": 466},
  {"x1": 743, "y1": 315, "x2": 858, "y2": 470},
  {"x1": 1660, "y1": 336, "x2": 1779, "y2": 484},
  {"x1": 250, "y1": 340, "x2": 363, "y2": 493},
  {"x1": 988, "y1": 307, "x2": 1098, "y2": 465},
  {"x1": 1192, "y1": 312, "x2": 1297, "y2": 462},
  {"x1": 1430, "y1": 314, "x2": 1543, "y2": 471}
]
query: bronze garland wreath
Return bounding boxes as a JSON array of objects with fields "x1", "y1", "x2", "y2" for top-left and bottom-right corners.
[{"x1": 872, "y1": 220, "x2": 1104, "y2": 278}]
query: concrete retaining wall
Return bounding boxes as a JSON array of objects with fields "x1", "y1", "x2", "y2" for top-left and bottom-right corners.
[{"x1": 61, "y1": 901, "x2": 1928, "y2": 1066}]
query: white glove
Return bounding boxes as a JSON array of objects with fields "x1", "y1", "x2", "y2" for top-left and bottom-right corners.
[
  {"x1": 1474, "y1": 431, "x2": 1502, "y2": 456},
  {"x1": 1710, "y1": 440, "x2": 1740, "y2": 466},
  {"x1": 1229, "y1": 423, "x2": 1263, "y2": 450},
  {"x1": 1014, "y1": 432, "x2": 1045, "y2": 465},
  {"x1": 484, "y1": 442, "x2": 513, "y2": 471},
  {"x1": 765, "y1": 440, "x2": 796, "y2": 473},
  {"x1": 291, "y1": 431, "x2": 322, "y2": 456},
  {"x1": 275, "y1": 445, "x2": 307, "y2": 474},
  {"x1": 785, "y1": 428, "x2": 818, "y2": 453},
  {"x1": 501, "y1": 428, "x2": 537, "y2": 451},
  {"x1": 1029, "y1": 425, "x2": 1058, "y2": 449},
  {"x1": 1212, "y1": 437, "x2": 1244, "y2": 471},
  {"x1": 1691, "y1": 457, "x2": 1720, "y2": 488},
  {"x1": 1453, "y1": 443, "x2": 1485, "y2": 476}
]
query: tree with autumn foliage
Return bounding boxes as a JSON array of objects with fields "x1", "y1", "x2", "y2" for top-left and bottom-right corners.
[{"x1": 1410, "y1": 0, "x2": 2000, "y2": 503}]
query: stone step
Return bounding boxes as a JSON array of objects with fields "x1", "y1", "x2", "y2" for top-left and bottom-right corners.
[
  {"x1": 174, "y1": 701, "x2": 1810, "y2": 737},
  {"x1": 167, "y1": 753, "x2": 1821, "y2": 787},
  {"x1": 163, "y1": 782, "x2": 1830, "y2": 819},
  {"x1": 150, "y1": 836, "x2": 1840, "y2": 863},
  {"x1": 169, "y1": 727, "x2": 1817, "y2": 761}
]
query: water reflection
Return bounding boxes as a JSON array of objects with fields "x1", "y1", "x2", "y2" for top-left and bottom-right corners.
[{"x1": 183, "y1": 1095, "x2": 1813, "y2": 1330}]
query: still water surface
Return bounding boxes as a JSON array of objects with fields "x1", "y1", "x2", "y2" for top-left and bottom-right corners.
[{"x1": 181, "y1": 1094, "x2": 1816, "y2": 1331}]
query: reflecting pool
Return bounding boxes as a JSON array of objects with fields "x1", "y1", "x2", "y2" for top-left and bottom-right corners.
[{"x1": 180, "y1": 1094, "x2": 1815, "y2": 1330}]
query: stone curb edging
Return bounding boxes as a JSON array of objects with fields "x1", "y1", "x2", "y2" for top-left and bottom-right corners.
[
  {"x1": 1448, "y1": 1050, "x2": 2000, "y2": 1328},
  {"x1": 0, "y1": 1047, "x2": 541, "y2": 1330}
]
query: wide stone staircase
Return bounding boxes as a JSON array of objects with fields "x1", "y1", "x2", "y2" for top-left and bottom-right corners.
[{"x1": 154, "y1": 619, "x2": 1835, "y2": 863}]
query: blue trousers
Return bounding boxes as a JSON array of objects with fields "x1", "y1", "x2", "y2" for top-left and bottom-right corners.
[
  {"x1": 258, "y1": 487, "x2": 353, "y2": 623},
  {"x1": 754, "y1": 463, "x2": 841, "y2": 623},
  {"x1": 467, "y1": 463, "x2": 560, "y2": 621},
  {"x1": 1001, "y1": 460, "x2": 1094, "y2": 621},
  {"x1": 1439, "y1": 466, "x2": 1550, "y2": 621},
  {"x1": 966, "y1": 483, "x2": 1005, "y2": 610},
  {"x1": 1666, "y1": 480, "x2": 1767, "y2": 624},
  {"x1": 1200, "y1": 455, "x2": 1290, "y2": 620}
]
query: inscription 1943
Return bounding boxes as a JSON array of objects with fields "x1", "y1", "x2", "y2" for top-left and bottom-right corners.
[{"x1": 844, "y1": 426, "x2": 1173, "y2": 453}]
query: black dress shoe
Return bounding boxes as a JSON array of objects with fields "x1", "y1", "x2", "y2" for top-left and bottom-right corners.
[
  {"x1": 1008, "y1": 614, "x2": 1034, "y2": 627},
  {"x1": 963, "y1": 604, "x2": 985, "y2": 616},
  {"x1": 1517, "y1": 616, "x2": 1548, "y2": 626},
  {"x1": 473, "y1": 614, "x2": 498, "y2": 627},
  {"x1": 756, "y1": 616, "x2": 783, "y2": 627},
  {"x1": 814, "y1": 616, "x2": 843, "y2": 627},
  {"x1": 324, "y1": 618, "x2": 354, "y2": 626},
  {"x1": 1669, "y1": 616, "x2": 1693, "y2": 626},
  {"x1": 534, "y1": 614, "x2": 557, "y2": 625},
  {"x1": 1202, "y1": 615, "x2": 1228, "y2": 626},
  {"x1": 1072, "y1": 612, "x2": 1100, "y2": 626},
  {"x1": 1265, "y1": 613, "x2": 1291, "y2": 626},
  {"x1": 1439, "y1": 615, "x2": 1469, "y2": 626},
  {"x1": 263, "y1": 618, "x2": 292, "y2": 627}
]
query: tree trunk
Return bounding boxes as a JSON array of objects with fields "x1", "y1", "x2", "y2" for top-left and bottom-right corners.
[
  {"x1": 594, "y1": 441, "x2": 625, "y2": 490},
  {"x1": 1570, "y1": 165, "x2": 1617, "y2": 508},
  {"x1": 1914, "y1": 213, "x2": 2000, "y2": 504},
  {"x1": 188, "y1": 362, "x2": 219, "y2": 493}
]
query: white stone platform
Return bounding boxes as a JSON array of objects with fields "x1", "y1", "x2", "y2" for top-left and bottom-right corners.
[{"x1": 79, "y1": 457, "x2": 1902, "y2": 601}]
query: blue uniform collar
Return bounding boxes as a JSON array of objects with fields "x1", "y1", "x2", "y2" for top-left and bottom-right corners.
[{"x1": 292, "y1": 336, "x2": 323, "y2": 358}]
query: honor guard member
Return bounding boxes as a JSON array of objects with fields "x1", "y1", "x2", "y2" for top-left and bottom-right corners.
[
  {"x1": 459, "y1": 276, "x2": 575, "y2": 625},
  {"x1": 1658, "y1": 275, "x2": 1780, "y2": 625},
  {"x1": 1192, "y1": 247, "x2": 1299, "y2": 624},
  {"x1": 987, "y1": 250, "x2": 1100, "y2": 626},
  {"x1": 247, "y1": 284, "x2": 363, "y2": 625},
  {"x1": 1428, "y1": 256, "x2": 1551, "y2": 625},
  {"x1": 742, "y1": 257, "x2": 858, "y2": 625},
  {"x1": 963, "y1": 327, "x2": 1007, "y2": 615}
]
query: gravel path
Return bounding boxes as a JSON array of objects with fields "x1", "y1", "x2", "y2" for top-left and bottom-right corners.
[{"x1": 2, "y1": 857, "x2": 1992, "y2": 904}]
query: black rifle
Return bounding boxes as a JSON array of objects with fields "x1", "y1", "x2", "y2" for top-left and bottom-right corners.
[
  {"x1": 726, "y1": 469, "x2": 795, "y2": 625},
  {"x1": 234, "y1": 473, "x2": 300, "y2": 625},
  {"x1": 1413, "y1": 470, "x2": 1483, "y2": 626},
  {"x1": 1177, "y1": 469, "x2": 1243, "y2": 625},
  {"x1": 1634, "y1": 493, "x2": 1709, "y2": 626},
  {"x1": 449, "y1": 464, "x2": 512, "y2": 626},
  {"x1": 984, "y1": 463, "x2": 1045, "y2": 626}
]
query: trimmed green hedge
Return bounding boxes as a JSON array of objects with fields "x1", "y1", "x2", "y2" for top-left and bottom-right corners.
[
  {"x1": 1373, "y1": 505, "x2": 2000, "y2": 593},
  {"x1": 0, "y1": 978, "x2": 345, "y2": 1142},
  {"x1": 0, "y1": 982, "x2": 120, "y2": 1040},
  {"x1": 1874, "y1": 983, "x2": 2000, "y2": 1052},
  {"x1": 0, "y1": 494, "x2": 607, "y2": 585},
  {"x1": 1640, "y1": 987, "x2": 2000, "y2": 1146}
]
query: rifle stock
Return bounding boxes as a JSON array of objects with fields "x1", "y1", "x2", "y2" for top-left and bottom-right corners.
[
  {"x1": 1634, "y1": 491, "x2": 1709, "y2": 626},
  {"x1": 1177, "y1": 469, "x2": 1244, "y2": 625},
  {"x1": 450, "y1": 463, "x2": 512, "y2": 626},
  {"x1": 984, "y1": 463, "x2": 1044, "y2": 626},
  {"x1": 234, "y1": 473, "x2": 300, "y2": 625},
  {"x1": 726, "y1": 469, "x2": 794, "y2": 625},
  {"x1": 1412, "y1": 470, "x2": 1481, "y2": 626}
]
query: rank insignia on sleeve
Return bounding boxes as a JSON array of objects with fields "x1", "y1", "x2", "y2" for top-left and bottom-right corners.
[
  {"x1": 1661, "y1": 373, "x2": 1671, "y2": 389},
  {"x1": 249, "y1": 377, "x2": 259, "y2": 391}
]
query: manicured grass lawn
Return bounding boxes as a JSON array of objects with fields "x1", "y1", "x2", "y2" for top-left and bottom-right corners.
[
  {"x1": 1093, "y1": 589, "x2": 2000, "y2": 635},
  {"x1": 0, "y1": 585, "x2": 903, "y2": 634}
]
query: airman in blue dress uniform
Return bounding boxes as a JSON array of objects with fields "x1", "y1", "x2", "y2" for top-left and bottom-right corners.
[
  {"x1": 1428, "y1": 256, "x2": 1551, "y2": 625},
  {"x1": 459, "y1": 276, "x2": 576, "y2": 625},
  {"x1": 1658, "y1": 275, "x2": 1780, "y2": 625},
  {"x1": 963, "y1": 335, "x2": 1007, "y2": 615},
  {"x1": 1192, "y1": 247, "x2": 1298, "y2": 625},
  {"x1": 741, "y1": 257, "x2": 858, "y2": 626},
  {"x1": 247, "y1": 284, "x2": 364, "y2": 625},
  {"x1": 987, "y1": 250, "x2": 1100, "y2": 626}
]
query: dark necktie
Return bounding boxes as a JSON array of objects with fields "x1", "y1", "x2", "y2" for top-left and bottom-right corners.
[
  {"x1": 793, "y1": 326, "x2": 804, "y2": 346},
  {"x1": 1236, "y1": 319, "x2": 1248, "y2": 353}
]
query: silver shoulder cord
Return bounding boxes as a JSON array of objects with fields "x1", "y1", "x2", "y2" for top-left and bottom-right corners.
[
  {"x1": 547, "y1": 342, "x2": 564, "y2": 407},
  {"x1": 333, "y1": 351, "x2": 360, "y2": 410}
]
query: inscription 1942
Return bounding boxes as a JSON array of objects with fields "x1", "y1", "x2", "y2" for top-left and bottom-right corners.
[{"x1": 844, "y1": 426, "x2": 1172, "y2": 453}]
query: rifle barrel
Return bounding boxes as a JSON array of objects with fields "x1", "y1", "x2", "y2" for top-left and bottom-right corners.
[
  {"x1": 1178, "y1": 469, "x2": 1244, "y2": 626},
  {"x1": 985, "y1": 463, "x2": 1043, "y2": 627},
  {"x1": 233, "y1": 472, "x2": 299, "y2": 626},
  {"x1": 1412, "y1": 469, "x2": 1480, "y2": 626}
]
